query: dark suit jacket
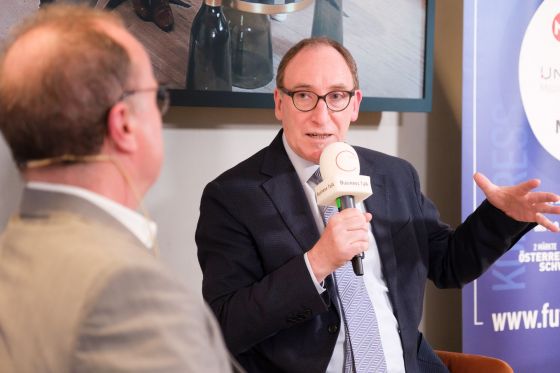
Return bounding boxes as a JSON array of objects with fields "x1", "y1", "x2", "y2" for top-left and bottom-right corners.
[{"x1": 196, "y1": 130, "x2": 531, "y2": 373}]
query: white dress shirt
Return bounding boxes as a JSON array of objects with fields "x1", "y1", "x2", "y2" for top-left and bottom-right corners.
[
  {"x1": 282, "y1": 135, "x2": 406, "y2": 373},
  {"x1": 27, "y1": 182, "x2": 157, "y2": 250}
]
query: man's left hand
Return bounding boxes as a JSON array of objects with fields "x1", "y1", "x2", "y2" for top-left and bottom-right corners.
[{"x1": 474, "y1": 172, "x2": 560, "y2": 232}]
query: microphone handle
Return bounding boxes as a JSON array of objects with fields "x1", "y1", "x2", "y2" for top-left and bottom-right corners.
[{"x1": 337, "y1": 195, "x2": 364, "y2": 276}]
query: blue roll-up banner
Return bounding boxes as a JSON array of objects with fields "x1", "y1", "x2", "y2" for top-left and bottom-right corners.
[{"x1": 462, "y1": 1, "x2": 560, "y2": 371}]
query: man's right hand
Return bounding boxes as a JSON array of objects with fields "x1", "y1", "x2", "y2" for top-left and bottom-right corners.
[{"x1": 307, "y1": 208, "x2": 372, "y2": 282}]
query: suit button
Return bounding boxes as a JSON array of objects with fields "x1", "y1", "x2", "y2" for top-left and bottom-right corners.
[{"x1": 328, "y1": 324, "x2": 339, "y2": 334}]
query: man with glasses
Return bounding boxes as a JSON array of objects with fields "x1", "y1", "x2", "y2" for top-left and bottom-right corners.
[
  {"x1": 196, "y1": 37, "x2": 560, "y2": 373},
  {"x1": 0, "y1": 5, "x2": 234, "y2": 372}
]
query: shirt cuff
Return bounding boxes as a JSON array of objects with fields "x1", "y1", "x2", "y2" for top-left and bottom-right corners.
[{"x1": 304, "y1": 252, "x2": 326, "y2": 294}]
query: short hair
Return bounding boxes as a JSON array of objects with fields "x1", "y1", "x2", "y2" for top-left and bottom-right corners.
[
  {"x1": 0, "y1": 5, "x2": 131, "y2": 168},
  {"x1": 275, "y1": 37, "x2": 359, "y2": 90}
]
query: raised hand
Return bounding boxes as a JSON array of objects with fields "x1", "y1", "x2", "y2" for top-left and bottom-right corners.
[{"x1": 474, "y1": 172, "x2": 560, "y2": 232}]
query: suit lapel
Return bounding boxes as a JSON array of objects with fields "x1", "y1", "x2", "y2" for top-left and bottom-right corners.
[
  {"x1": 362, "y1": 160, "x2": 400, "y2": 307},
  {"x1": 261, "y1": 131, "x2": 320, "y2": 253}
]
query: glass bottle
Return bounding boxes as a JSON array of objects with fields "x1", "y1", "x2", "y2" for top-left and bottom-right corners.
[
  {"x1": 312, "y1": 0, "x2": 343, "y2": 44},
  {"x1": 224, "y1": 6, "x2": 273, "y2": 89},
  {"x1": 186, "y1": 0, "x2": 232, "y2": 91}
]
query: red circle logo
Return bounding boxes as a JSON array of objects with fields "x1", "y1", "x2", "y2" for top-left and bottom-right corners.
[{"x1": 552, "y1": 13, "x2": 560, "y2": 42}]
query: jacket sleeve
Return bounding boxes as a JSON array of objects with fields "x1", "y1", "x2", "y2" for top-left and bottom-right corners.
[
  {"x1": 71, "y1": 262, "x2": 233, "y2": 373},
  {"x1": 405, "y1": 161, "x2": 533, "y2": 288}
]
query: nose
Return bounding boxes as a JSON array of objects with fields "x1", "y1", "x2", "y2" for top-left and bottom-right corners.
[{"x1": 310, "y1": 97, "x2": 330, "y2": 124}]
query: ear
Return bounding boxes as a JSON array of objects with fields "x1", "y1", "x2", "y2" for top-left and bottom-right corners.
[
  {"x1": 350, "y1": 89, "x2": 363, "y2": 122},
  {"x1": 274, "y1": 88, "x2": 283, "y2": 121},
  {"x1": 106, "y1": 101, "x2": 138, "y2": 154}
]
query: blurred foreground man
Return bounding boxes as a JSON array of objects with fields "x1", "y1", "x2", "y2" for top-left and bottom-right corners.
[{"x1": 0, "y1": 5, "x2": 233, "y2": 373}]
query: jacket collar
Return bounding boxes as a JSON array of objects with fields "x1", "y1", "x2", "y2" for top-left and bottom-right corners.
[{"x1": 18, "y1": 187, "x2": 144, "y2": 248}]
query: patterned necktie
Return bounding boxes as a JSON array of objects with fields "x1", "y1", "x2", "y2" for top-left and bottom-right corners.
[{"x1": 308, "y1": 168, "x2": 387, "y2": 373}]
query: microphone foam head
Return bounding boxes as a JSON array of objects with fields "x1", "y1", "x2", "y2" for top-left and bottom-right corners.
[{"x1": 319, "y1": 142, "x2": 359, "y2": 179}]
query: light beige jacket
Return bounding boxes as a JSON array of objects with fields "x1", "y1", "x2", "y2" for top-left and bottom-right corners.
[{"x1": 0, "y1": 188, "x2": 233, "y2": 373}]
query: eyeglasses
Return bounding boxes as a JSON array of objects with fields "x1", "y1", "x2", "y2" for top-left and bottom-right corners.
[
  {"x1": 280, "y1": 88, "x2": 355, "y2": 112},
  {"x1": 121, "y1": 84, "x2": 170, "y2": 116}
]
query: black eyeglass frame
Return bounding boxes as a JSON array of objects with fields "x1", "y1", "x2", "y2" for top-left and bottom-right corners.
[
  {"x1": 121, "y1": 84, "x2": 170, "y2": 116},
  {"x1": 279, "y1": 88, "x2": 356, "y2": 112}
]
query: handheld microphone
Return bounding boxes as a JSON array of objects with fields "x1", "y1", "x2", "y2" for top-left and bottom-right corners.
[{"x1": 315, "y1": 142, "x2": 373, "y2": 276}]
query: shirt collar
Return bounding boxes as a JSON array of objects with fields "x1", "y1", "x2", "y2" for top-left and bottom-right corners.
[{"x1": 26, "y1": 181, "x2": 157, "y2": 250}]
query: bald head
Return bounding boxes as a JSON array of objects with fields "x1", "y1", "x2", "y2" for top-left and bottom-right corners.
[{"x1": 0, "y1": 5, "x2": 133, "y2": 167}]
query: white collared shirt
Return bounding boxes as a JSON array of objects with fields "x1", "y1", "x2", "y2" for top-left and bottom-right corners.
[
  {"x1": 282, "y1": 135, "x2": 405, "y2": 373},
  {"x1": 27, "y1": 182, "x2": 157, "y2": 250}
]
